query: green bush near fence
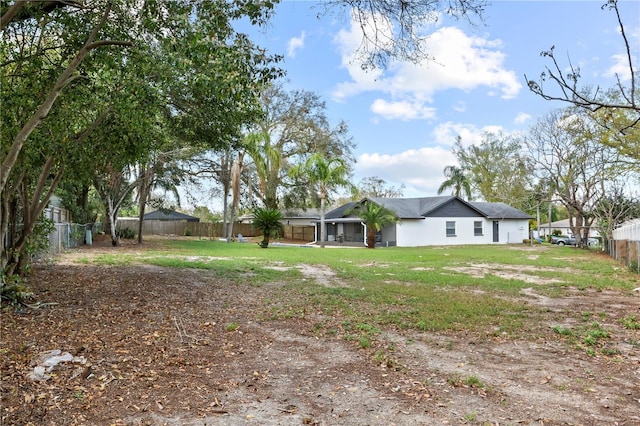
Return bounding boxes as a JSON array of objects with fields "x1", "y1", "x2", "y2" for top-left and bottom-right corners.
[{"x1": 116, "y1": 227, "x2": 136, "y2": 239}]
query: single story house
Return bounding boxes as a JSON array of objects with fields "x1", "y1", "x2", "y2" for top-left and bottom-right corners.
[
  {"x1": 280, "y1": 208, "x2": 321, "y2": 226},
  {"x1": 316, "y1": 196, "x2": 533, "y2": 247}
]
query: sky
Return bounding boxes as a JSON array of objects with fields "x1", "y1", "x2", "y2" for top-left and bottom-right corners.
[
  {"x1": 183, "y1": 1, "x2": 639, "y2": 211},
  {"x1": 245, "y1": 1, "x2": 639, "y2": 197}
]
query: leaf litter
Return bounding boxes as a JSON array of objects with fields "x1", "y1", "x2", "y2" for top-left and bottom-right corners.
[{"x1": 1, "y1": 239, "x2": 639, "y2": 425}]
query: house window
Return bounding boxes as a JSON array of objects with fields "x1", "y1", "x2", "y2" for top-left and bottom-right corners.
[
  {"x1": 474, "y1": 221, "x2": 483, "y2": 236},
  {"x1": 446, "y1": 221, "x2": 456, "y2": 237}
]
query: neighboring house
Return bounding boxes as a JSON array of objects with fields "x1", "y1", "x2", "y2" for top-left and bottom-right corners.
[
  {"x1": 238, "y1": 209, "x2": 321, "y2": 226},
  {"x1": 318, "y1": 196, "x2": 533, "y2": 247},
  {"x1": 143, "y1": 209, "x2": 200, "y2": 222},
  {"x1": 280, "y1": 208, "x2": 321, "y2": 226},
  {"x1": 44, "y1": 194, "x2": 71, "y2": 223},
  {"x1": 538, "y1": 218, "x2": 601, "y2": 239}
]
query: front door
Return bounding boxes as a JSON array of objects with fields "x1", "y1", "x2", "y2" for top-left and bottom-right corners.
[{"x1": 493, "y1": 221, "x2": 499, "y2": 242}]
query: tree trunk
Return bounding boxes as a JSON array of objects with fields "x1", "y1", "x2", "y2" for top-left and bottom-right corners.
[
  {"x1": 0, "y1": 178, "x2": 21, "y2": 273},
  {"x1": 366, "y1": 227, "x2": 376, "y2": 249},
  {"x1": 137, "y1": 164, "x2": 153, "y2": 244},
  {"x1": 5, "y1": 159, "x2": 63, "y2": 276},
  {"x1": 227, "y1": 152, "x2": 244, "y2": 241},
  {"x1": 106, "y1": 195, "x2": 119, "y2": 246},
  {"x1": 319, "y1": 195, "x2": 326, "y2": 248}
]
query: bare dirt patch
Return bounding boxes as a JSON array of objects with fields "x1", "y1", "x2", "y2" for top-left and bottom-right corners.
[
  {"x1": 444, "y1": 263, "x2": 568, "y2": 285},
  {"x1": 2, "y1": 240, "x2": 639, "y2": 425}
]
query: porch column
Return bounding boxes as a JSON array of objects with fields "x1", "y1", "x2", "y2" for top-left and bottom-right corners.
[{"x1": 362, "y1": 222, "x2": 367, "y2": 246}]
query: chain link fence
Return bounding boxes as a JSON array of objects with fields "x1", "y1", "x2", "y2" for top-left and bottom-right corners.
[{"x1": 47, "y1": 223, "x2": 103, "y2": 255}]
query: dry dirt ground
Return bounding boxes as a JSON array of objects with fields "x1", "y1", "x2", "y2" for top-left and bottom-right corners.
[{"x1": 1, "y1": 238, "x2": 640, "y2": 426}]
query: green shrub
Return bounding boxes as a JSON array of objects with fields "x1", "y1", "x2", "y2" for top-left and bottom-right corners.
[
  {"x1": 27, "y1": 218, "x2": 55, "y2": 257},
  {"x1": 1, "y1": 275, "x2": 33, "y2": 306},
  {"x1": 116, "y1": 227, "x2": 136, "y2": 239},
  {"x1": 523, "y1": 239, "x2": 541, "y2": 245}
]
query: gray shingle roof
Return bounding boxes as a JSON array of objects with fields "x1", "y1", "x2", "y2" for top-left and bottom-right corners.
[
  {"x1": 469, "y1": 202, "x2": 533, "y2": 219},
  {"x1": 369, "y1": 197, "x2": 454, "y2": 218},
  {"x1": 144, "y1": 210, "x2": 200, "y2": 222},
  {"x1": 281, "y1": 208, "x2": 322, "y2": 218},
  {"x1": 325, "y1": 201, "x2": 360, "y2": 219},
  {"x1": 325, "y1": 196, "x2": 532, "y2": 220}
]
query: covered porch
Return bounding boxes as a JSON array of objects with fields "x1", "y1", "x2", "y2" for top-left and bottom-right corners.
[
  {"x1": 312, "y1": 218, "x2": 395, "y2": 247},
  {"x1": 313, "y1": 218, "x2": 365, "y2": 246}
]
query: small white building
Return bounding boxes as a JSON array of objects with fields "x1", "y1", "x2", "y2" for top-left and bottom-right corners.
[
  {"x1": 319, "y1": 196, "x2": 532, "y2": 247},
  {"x1": 538, "y1": 218, "x2": 601, "y2": 239}
]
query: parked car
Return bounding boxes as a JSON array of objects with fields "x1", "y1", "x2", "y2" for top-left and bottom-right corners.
[
  {"x1": 551, "y1": 236, "x2": 600, "y2": 247},
  {"x1": 550, "y1": 235, "x2": 576, "y2": 246}
]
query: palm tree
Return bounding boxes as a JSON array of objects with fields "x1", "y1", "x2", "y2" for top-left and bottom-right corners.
[
  {"x1": 355, "y1": 201, "x2": 398, "y2": 249},
  {"x1": 290, "y1": 154, "x2": 352, "y2": 248},
  {"x1": 244, "y1": 131, "x2": 282, "y2": 210},
  {"x1": 437, "y1": 165, "x2": 472, "y2": 200},
  {"x1": 251, "y1": 207, "x2": 284, "y2": 248}
]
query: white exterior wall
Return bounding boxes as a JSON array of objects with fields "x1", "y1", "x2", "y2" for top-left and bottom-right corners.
[
  {"x1": 498, "y1": 219, "x2": 530, "y2": 243},
  {"x1": 395, "y1": 218, "x2": 529, "y2": 247}
]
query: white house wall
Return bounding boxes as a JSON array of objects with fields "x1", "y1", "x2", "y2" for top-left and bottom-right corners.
[
  {"x1": 498, "y1": 219, "x2": 529, "y2": 244},
  {"x1": 395, "y1": 218, "x2": 529, "y2": 247}
]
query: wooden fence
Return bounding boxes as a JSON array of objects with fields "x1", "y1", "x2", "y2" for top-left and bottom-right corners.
[
  {"x1": 609, "y1": 219, "x2": 640, "y2": 273},
  {"x1": 282, "y1": 225, "x2": 315, "y2": 242},
  {"x1": 117, "y1": 219, "x2": 315, "y2": 242},
  {"x1": 607, "y1": 239, "x2": 640, "y2": 273}
]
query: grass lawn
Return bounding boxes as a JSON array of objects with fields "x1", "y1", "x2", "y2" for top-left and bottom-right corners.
[{"x1": 77, "y1": 238, "x2": 638, "y2": 340}]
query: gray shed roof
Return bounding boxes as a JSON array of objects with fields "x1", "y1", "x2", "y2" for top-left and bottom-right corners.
[{"x1": 144, "y1": 209, "x2": 200, "y2": 222}]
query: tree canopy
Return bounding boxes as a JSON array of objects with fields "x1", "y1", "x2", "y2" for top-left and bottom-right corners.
[
  {"x1": 437, "y1": 165, "x2": 472, "y2": 200},
  {"x1": 1, "y1": 0, "x2": 282, "y2": 274},
  {"x1": 453, "y1": 133, "x2": 534, "y2": 211}
]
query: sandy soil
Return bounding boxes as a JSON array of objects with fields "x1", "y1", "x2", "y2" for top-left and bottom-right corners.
[{"x1": 1, "y1": 238, "x2": 639, "y2": 425}]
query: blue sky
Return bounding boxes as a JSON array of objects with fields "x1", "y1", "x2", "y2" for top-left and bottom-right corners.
[{"x1": 243, "y1": 0, "x2": 639, "y2": 199}]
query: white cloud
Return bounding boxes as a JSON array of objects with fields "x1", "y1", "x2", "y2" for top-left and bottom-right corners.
[
  {"x1": 355, "y1": 146, "x2": 456, "y2": 196},
  {"x1": 352, "y1": 121, "x2": 524, "y2": 195},
  {"x1": 453, "y1": 101, "x2": 467, "y2": 112},
  {"x1": 287, "y1": 31, "x2": 306, "y2": 58},
  {"x1": 332, "y1": 21, "x2": 522, "y2": 118},
  {"x1": 432, "y1": 122, "x2": 503, "y2": 147},
  {"x1": 514, "y1": 112, "x2": 532, "y2": 124},
  {"x1": 370, "y1": 99, "x2": 436, "y2": 120},
  {"x1": 603, "y1": 53, "x2": 633, "y2": 81}
]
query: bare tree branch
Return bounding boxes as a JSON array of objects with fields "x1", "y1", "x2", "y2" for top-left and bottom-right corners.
[{"x1": 525, "y1": 0, "x2": 639, "y2": 118}]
